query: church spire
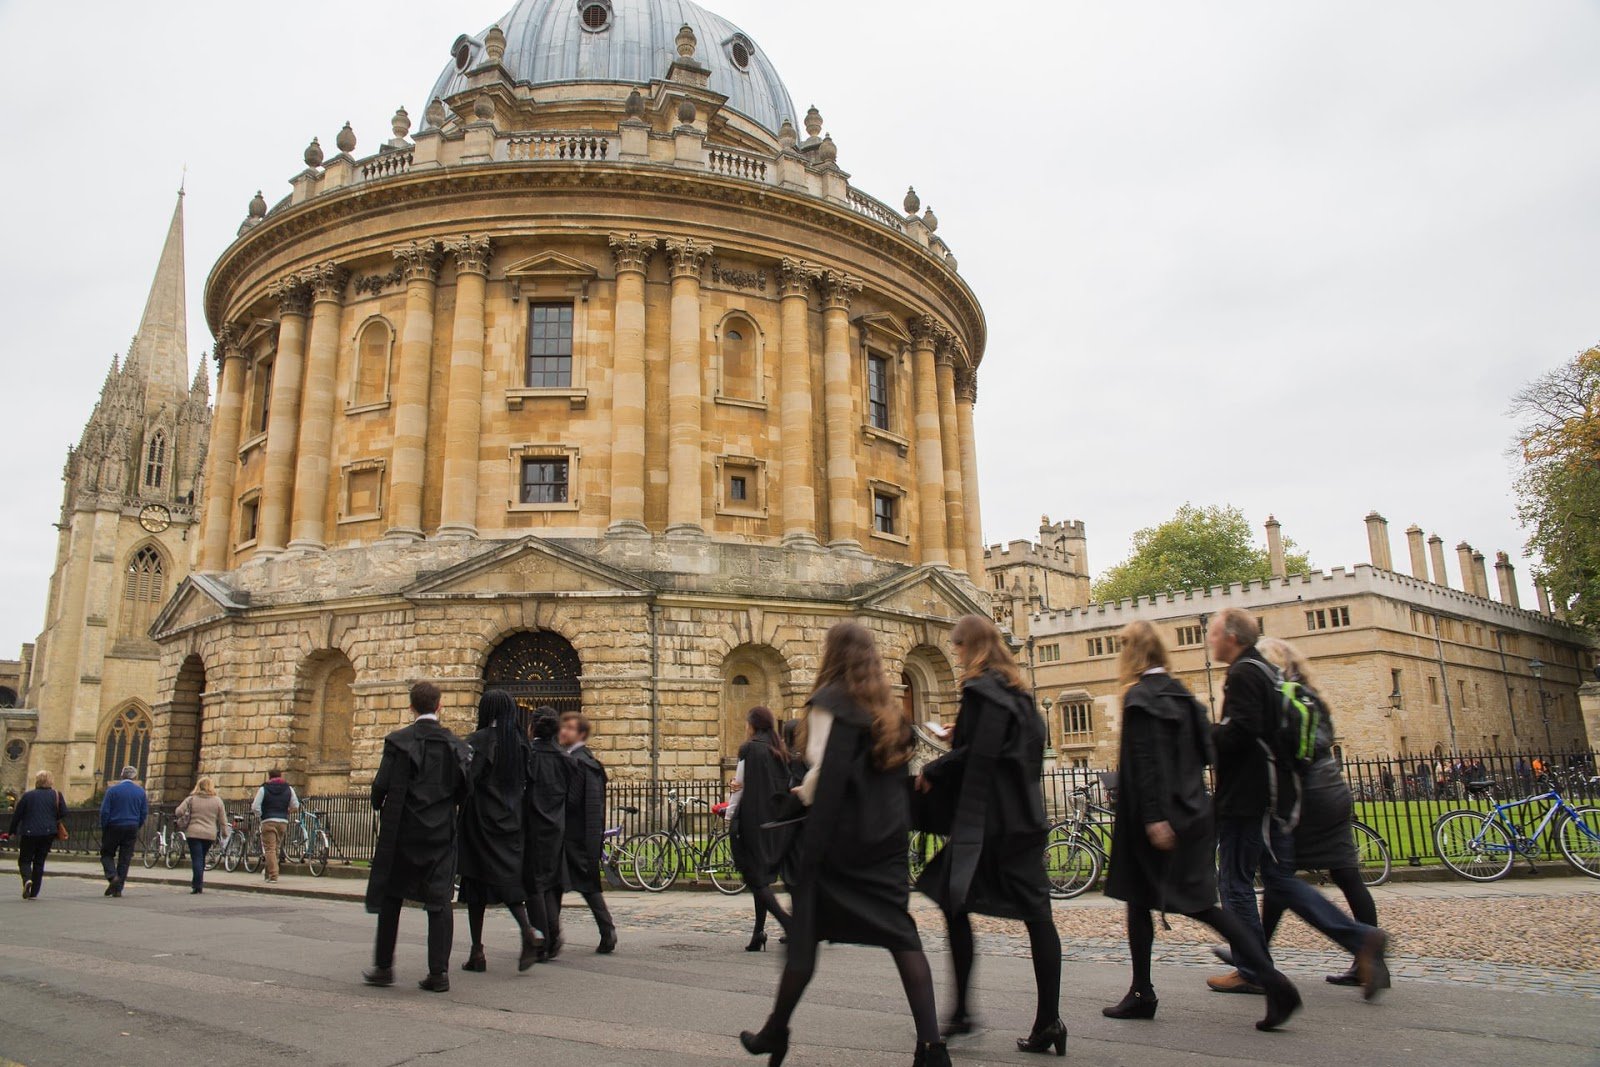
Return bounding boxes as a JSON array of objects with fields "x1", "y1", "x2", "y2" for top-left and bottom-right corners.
[{"x1": 126, "y1": 189, "x2": 189, "y2": 405}]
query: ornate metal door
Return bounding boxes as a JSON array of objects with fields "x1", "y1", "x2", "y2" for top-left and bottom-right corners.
[{"x1": 483, "y1": 630, "x2": 583, "y2": 715}]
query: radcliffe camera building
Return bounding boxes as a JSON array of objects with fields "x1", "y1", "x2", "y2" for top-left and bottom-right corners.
[{"x1": 77, "y1": 0, "x2": 994, "y2": 802}]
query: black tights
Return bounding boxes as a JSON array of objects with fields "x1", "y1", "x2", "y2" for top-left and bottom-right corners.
[
  {"x1": 1261, "y1": 866, "x2": 1377, "y2": 945},
  {"x1": 526, "y1": 888, "x2": 561, "y2": 943},
  {"x1": 751, "y1": 885, "x2": 791, "y2": 936},
  {"x1": 466, "y1": 899, "x2": 538, "y2": 950},
  {"x1": 1125, "y1": 903, "x2": 1276, "y2": 993},
  {"x1": 946, "y1": 909, "x2": 1061, "y2": 1029},
  {"x1": 767, "y1": 942, "x2": 939, "y2": 1045}
]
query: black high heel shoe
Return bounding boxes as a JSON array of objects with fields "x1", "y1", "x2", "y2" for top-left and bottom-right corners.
[
  {"x1": 1016, "y1": 1018, "x2": 1068, "y2": 1056},
  {"x1": 739, "y1": 1022, "x2": 790, "y2": 1067},
  {"x1": 941, "y1": 1009, "x2": 977, "y2": 1038},
  {"x1": 461, "y1": 947, "x2": 487, "y2": 973},
  {"x1": 1102, "y1": 988, "x2": 1158, "y2": 1020},
  {"x1": 746, "y1": 930, "x2": 769, "y2": 952},
  {"x1": 914, "y1": 1040, "x2": 952, "y2": 1066}
]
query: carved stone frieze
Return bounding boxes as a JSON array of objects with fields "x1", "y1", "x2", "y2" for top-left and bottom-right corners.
[
  {"x1": 709, "y1": 260, "x2": 767, "y2": 292},
  {"x1": 353, "y1": 264, "x2": 406, "y2": 296}
]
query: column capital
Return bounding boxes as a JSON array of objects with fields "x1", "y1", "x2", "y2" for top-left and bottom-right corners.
[
  {"x1": 663, "y1": 236, "x2": 712, "y2": 279},
  {"x1": 446, "y1": 234, "x2": 494, "y2": 276},
  {"x1": 934, "y1": 328, "x2": 962, "y2": 367},
  {"x1": 211, "y1": 323, "x2": 248, "y2": 367},
  {"x1": 819, "y1": 269, "x2": 862, "y2": 311},
  {"x1": 954, "y1": 367, "x2": 977, "y2": 403},
  {"x1": 393, "y1": 239, "x2": 445, "y2": 283},
  {"x1": 268, "y1": 277, "x2": 311, "y2": 317},
  {"x1": 777, "y1": 257, "x2": 820, "y2": 299},
  {"x1": 301, "y1": 262, "x2": 350, "y2": 303},
  {"x1": 908, "y1": 313, "x2": 942, "y2": 350},
  {"x1": 609, "y1": 232, "x2": 659, "y2": 275}
]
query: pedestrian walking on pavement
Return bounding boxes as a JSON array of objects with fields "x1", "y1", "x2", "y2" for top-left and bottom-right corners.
[
  {"x1": 1100, "y1": 620, "x2": 1302, "y2": 1031},
  {"x1": 175, "y1": 777, "x2": 228, "y2": 894},
  {"x1": 915, "y1": 614, "x2": 1064, "y2": 1056},
  {"x1": 99, "y1": 766, "x2": 148, "y2": 897},
  {"x1": 522, "y1": 707, "x2": 569, "y2": 961},
  {"x1": 559, "y1": 712, "x2": 618, "y2": 955},
  {"x1": 740, "y1": 621, "x2": 949, "y2": 1067},
  {"x1": 728, "y1": 705, "x2": 793, "y2": 953},
  {"x1": 364, "y1": 681, "x2": 473, "y2": 993},
  {"x1": 458, "y1": 690, "x2": 543, "y2": 974},
  {"x1": 4, "y1": 770, "x2": 67, "y2": 899},
  {"x1": 251, "y1": 768, "x2": 300, "y2": 883}
]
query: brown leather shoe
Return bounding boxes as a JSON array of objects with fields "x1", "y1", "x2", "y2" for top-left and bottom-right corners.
[{"x1": 1206, "y1": 970, "x2": 1265, "y2": 995}]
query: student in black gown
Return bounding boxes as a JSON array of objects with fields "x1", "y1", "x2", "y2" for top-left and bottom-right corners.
[
  {"x1": 522, "y1": 707, "x2": 569, "y2": 962},
  {"x1": 916, "y1": 613, "x2": 1065, "y2": 1056},
  {"x1": 458, "y1": 690, "x2": 543, "y2": 973},
  {"x1": 740, "y1": 621, "x2": 949, "y2": 1067},
  {"x1": 729, "y1": 705, "x2": 792, "y2": 952},
  {"x1": 558, "y1": 712, "x2": 617, "y2": 954}
]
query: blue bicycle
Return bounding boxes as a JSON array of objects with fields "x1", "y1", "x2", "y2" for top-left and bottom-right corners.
[{"x1": 1432, "y1": 784, "x2": 1600, "y2": 882}]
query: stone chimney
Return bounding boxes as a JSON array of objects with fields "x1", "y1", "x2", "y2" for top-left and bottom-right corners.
[
  {"x1": 1495, "y1": 552, "x2": 1521, "y2": 608},
  {"x1": 1365, "y1": 512, "x2": 1393, "y2": 571},
  {"x1": 1406, "y1": 525, "x2": 1428, "y2": 580},
  {"x1": 1537, "y1": 585, "x2": 1552, "y2": 616},
  {"x1": 1266, "y1": 515, "x2": 1286, "y2": 579},
  {"x1": 1471, "y1": 551, "x2": 1489, "y2": 600},
  {"x1": 1428, "y1": 534, "x2": 1449, "y2": 588},
  {"x1": 1456, "y1": 543, "x2": 1477, "y2": 596}
]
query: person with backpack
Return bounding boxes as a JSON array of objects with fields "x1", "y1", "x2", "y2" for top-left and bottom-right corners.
[
  {"x1": 251, "y1": 768, "x2": 300, "y2": 883},
  {"x1": 3, "y1": 770, "x2": 67, "y2": 899}
]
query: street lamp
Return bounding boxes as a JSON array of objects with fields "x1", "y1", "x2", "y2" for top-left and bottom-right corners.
[{"x1": 1530, "y1": 658, "x2": 1554, "y2": 755}]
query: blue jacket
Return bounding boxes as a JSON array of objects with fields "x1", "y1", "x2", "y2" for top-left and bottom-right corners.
[
  {"x1": 7, "y1": 788, "x2": 65, "y2": 838},
  {"x1": 100, "y1": 780, "x2": 149, "y2": 828}
]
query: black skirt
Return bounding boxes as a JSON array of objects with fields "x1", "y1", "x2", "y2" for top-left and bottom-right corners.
[{"x1": 921, "y1": 830, "x2": 1052, "y2": 923}]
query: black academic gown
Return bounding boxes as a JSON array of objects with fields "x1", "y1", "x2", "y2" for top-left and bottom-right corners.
[
  {"x1": 457, "y1": 728, "x2": 528, "y2": 905},
  {"x1": 788, "y1": 684, "x2": 922, "y2": 963},
  {"x1": 1103, "y1": 672, "x2": 1218, "y2": 915},
  {"x1": 523, "y1": 737, "x2": 569, "y2": 894},
  {"x1": 731, "y1": 732, "x2": 791, "y2": 889},
  {"x1": 1287, "y1": 687, "x2": 1358, "y2": 870},
  {"x1": 365, "y1": 718, "x2": 472, "y2": 913},
  {"x1": 561, "y1": 745, "x2": 608, "y2": 895},
  {"x1": 917, "y1": 671, "x2": 1051, "y2": 922}
]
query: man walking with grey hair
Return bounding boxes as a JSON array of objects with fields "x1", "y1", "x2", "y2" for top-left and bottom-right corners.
[{"x1": 99, "y1": 766, "x2": 148, "y2": 897}]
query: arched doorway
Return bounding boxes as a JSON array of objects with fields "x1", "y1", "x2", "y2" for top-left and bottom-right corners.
[
  {"x1": 484, "y1": 630, "x2": 582, "y2": 715},
  {"x1": 168, "y1": 654, "x2": 206, "y2": 795},
  {"x1": 901, "y1": 645, "x2": 957, "y2": 728},
  {"x1": 295, "y1": 650, "x2": 356, "y2": 795},
  {"x1": 100, "y1": 705, "x2": 153, "y2": 787},
  {"x1": 720, "y1": 645, "x2": 788, "y2": 767}
]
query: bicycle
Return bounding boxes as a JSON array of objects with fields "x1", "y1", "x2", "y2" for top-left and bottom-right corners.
[
  {"x1": 1433, "y1": 785, "x2": 1600, "y2": 882},
  {"x1": 1044, "y1": 786, "x2": 1110, "y2": 899},
  {"x1": 142, "y1": 811, "x2": 186, "y2": 870},
  {"x1": 283, "y1": 810, "x2": 332, "y2": 877},
  {"x1": 1348, "y1": 820, "x2": 1391, "y2": 887},
  {"x1": 601, "y1": 805, "x2": 642, "y2": 889},
  {"x1": 629, "y1": 791, "x2": 744, "y2": 894},
  {"x1": 218, "y1": 813, "x2": 251, "y2": 872}
]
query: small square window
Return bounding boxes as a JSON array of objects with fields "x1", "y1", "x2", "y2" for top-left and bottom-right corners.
[
  {"x1": 729, "y1": 475, "x2": 748, "y2": 503},
  {"x1": 520, "y1": 457, "x2": 570, "y2": 505}
]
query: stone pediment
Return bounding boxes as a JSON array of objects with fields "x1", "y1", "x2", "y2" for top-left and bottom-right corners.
[
  {"x1": 150, "y1": 573, "x2": 249, "y2": 638},
  {"x1": 854, "y1": 312, "x2": 914, "y2": 351},
  {"x1": 405, "y1": 536, "x2": 654, "y2": 600},
  {"x1": 503, "y1": 250, "x2": 600, "y2": 301},
  {"x1": 853, "y1": 566, "x2": 985, "y2": 623}
]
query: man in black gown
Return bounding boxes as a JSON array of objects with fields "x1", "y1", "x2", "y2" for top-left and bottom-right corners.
[
  {"x1": 363, "y1": 681, "x2": 472, "y2": 992},
  {"x1": 558, "y1": 713, "x2": 617, "y2": 954}
]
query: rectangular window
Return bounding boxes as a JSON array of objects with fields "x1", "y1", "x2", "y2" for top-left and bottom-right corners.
[
  {"x1": 729, "y1": 475, "x2": 748, "y2": 503},
  {"x1": 347, "y1": 467, "x2": 382, "y2": 518},
  {"x1": 1329, "y1": 606, "x2": 1351, "y2": 628},
  {"x1": 526, "y1": 303, "x2": 574, "y2": 388},
  {"x1": 254, "y1": 359, "x2": 274, "y2": 433},
  {"x1": 1389, "y1": 668, "x2": 1403, "y2": 705},
  {"x1": 867, "y1": 354, "x2": 890, "y2": 430},
  {"x1": 873, "y1": 491, "x2": 897, "y2": 535},
  {"x1": 519, "y1": 457, "x2": 570, "y2": 504},
  {"x1": 1086, "y1": 637, "x2": 1103, "y2": 658},
  {"x1": 1063, "y1": 701, "x2": 1093, "y2": 738},
  {"x1": 1037, "y1": 643, "x2": 1061, "y2": 663},
  {"x1": 238, "y1": 498, "x2": 259, "y2": 543},
  {"x1": 1257, "y1": 616, "x2": 1266, "y2": 636},
  {"x1": 1306, "y1": 609, "x2": 1327, "y2": 631},
  {"x1": 1428, "y1": 676, "x2": 1440, "y2": 704},
  {"x1": 1175, "y1": 624, "x2": 1203, "y2": 647}
]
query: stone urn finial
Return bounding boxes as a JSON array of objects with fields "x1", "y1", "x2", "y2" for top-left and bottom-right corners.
[
  {"x1": 923, "y1": 205, "x2": 939, "y2": 233},
  {"x1": 391, "y1": 106, "x2": 412, "y2": 140},
  {"x1": 473, "y1": 94, "x2": 495, "y2": 121},
  {"x1": 484, "y1": 25, "x2": 507, "y2": 63},
  {"x1": 304, "y1": 136, "x2": 325, "y2": 168},
  {"x1": 336, "y1": 121, "x2": 357, "y2": 154},
  {"x1": 248, "y1": 190, "x2": 267, "y2": 219},
  {"x1": 624, "y1": 89, "x2": 645, "y2": 119},
  {"x1": 804, "y1": 105, "x2": 823, "y2": 139},
  {"x1": 777, "y1": 119, "x2": 797, "y2": 150},
  {"x1": 904, "y1": 186, "x2": 920, "y2": 214},
  {"x1": 818, "y1": 133, "x2": 837, "y2": 164},
  {"x1": 426, "y1": 97, "x2": 448, "y2": 127},
  {"x1": 675, "y1": 23, "x2": 697, "y2": 58},
  {"x1": 676, "y1": 98, "x2": 697, "y2": 125}
]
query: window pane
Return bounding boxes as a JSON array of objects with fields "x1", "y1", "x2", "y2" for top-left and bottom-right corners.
[
  {"x1": 520, "y1": 458, "x2": 570, "y2": 504},
  {"x1": 868, "y1": 356, "x2": 890, "y2": 430},
  {"x1": 528, "y1": 304, "x2": 574, "y2": 387}
]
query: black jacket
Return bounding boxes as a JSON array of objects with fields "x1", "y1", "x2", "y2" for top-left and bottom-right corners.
[
  {"x1": 732, "y1": 731, "x2": 792, "y2": 889},
  {"x1": 365, "y1": 718, "x2": 472, "y2": 913},
  {"x1": 457, "y1": 727, "x2": 528, "y2": 903},
  {"x1": 523, "y1": 737, "x2": 569, "y2": 893},
  {"x1": 7, "y1": 788, "x2": 65, "y2": 838},
  {"x1": 1211, "y1": 647, "x2": 1281, "y2": 819},
  {"x1": 561, "y1": 745, "x2": 607, "y2": 894},
  {"x1": 1104, "y1": 672, "x2": 1218, "y2": 915}
]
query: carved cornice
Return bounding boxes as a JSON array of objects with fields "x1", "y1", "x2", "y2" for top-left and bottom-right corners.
[
  {"x1": 393, "y1": 239, "x2": 445, "y2": 283},
  {"x1": 662, "y1": 237, "x2": 713, "y2": 280},
  {"x1": 608, "y1": 232, "x2": 658, "y2": 275},
  {"x1": 819, "y1": 269, "x2": 863, "y2": 311},
  {"x1": 777, "y1": 258, "x2": 820, "y2": 299},
  {"x1": 268, "y1": 277, "x2": 311, "y2": 317},
  {"x1": 954, "y1": 367, "x2": 977, "y2": 404},
  {"x1": 302, "y1": 262, "x2": 350, "y2": 303},
  {"x1": 447, "y1": 234, "x2": 495, "y2": 276}
]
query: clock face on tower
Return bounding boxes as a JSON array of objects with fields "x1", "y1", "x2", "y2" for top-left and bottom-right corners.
[{"x1": 138, "y1": 504, "x2": 172, "y2": 533}]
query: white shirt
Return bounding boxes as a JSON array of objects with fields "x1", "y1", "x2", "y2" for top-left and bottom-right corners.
[
  {"x1": 727, "y1": 758, "x2": 746, "y2": 820},
  {"x1": 796, "y1": 708, "x2": 834, "y2": 807}
]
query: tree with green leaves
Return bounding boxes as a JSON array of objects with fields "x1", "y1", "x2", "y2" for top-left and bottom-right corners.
[
  {"x1": 1511, "y1": 347, "x2": 1600, "y2": 628},
  {"x1": 1091, "y1": 504, "x2": 1311, "y2": 603}
]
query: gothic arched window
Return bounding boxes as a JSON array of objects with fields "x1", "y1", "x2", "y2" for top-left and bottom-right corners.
[
  {"x1": 101, "y1": 706, "x2": 153, "y2": 785},
  {"x1": 144, "y1": 431, "x2": 167, "y2": 489},
  {"x1": 120, "y1": 545, "x2": 166, "y2": 638}
]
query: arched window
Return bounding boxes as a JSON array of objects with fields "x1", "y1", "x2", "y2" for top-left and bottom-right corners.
[
  {"x1": 101, "y1": 706, "x2": 153, "y2": 785},
  {"x1": 120, "y1": 545, "x2": 166, "y2": 638},
  {"x1": 144, "y1": 431, "x2": 167, "y2": 489},
  {"x1": 352, "y1": 319, "x2": 392, "y2": 407},
  {"x1": 719, "y1": 317, "x2": 758, "y2": 401}
]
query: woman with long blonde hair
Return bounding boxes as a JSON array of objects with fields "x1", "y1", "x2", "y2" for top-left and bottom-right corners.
[
  {"x1": 741, "y1": 621, "x2": 948, "y2": 1067},
  {"x1": 1101, "y1": 621, "x2": 1301, "y2": 1030},
  {"x1": 916, "y1": 614, "x2": 1062, "y2": 1056},
  {"x1": 176, "y1": 776, "x2": 228, "y2": 894}
]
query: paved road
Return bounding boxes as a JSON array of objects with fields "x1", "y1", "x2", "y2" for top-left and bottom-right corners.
[{"x1": 0, "y1": 871, "x2": 1595, "y2": 1067}]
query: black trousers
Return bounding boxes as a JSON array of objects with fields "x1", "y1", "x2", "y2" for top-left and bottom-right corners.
[
  {"x1": 100, "y1": 825, "x2": 139, "y2": 883},
  {"x1": 18, "y1": 835, "x2": 52, "y2": 893},
  {"x1": 374, "y1": 897, "x2": 453, "y2": 976},
  {"x1": 556, "y1": 890, "x2": 615, "y2": 940}
]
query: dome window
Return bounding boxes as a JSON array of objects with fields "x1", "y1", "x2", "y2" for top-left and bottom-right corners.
[
  {"x1": 579, "y1": 0, "x2": 613, "y2": 32},
  {"x1": 727, "y1": 35, "x2": 752, "y2": 71},
  {"x1": 451, "y1": 35, "x2": 473, "y2": 72}
]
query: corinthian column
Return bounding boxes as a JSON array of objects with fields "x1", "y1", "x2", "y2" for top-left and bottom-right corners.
[
  {"x1": 663, "y1": 237, "x2": 711, "y2": 537},
  {"x1": 820, "y1": 270, "x2": 863, "y2": 550},
  {"x1": 955, "y1": 368, "x2": 984, "y2": 572},
  {"x1": 935, "y1": 338, "x2": 968, "y2": 574},
  {"x1": 199, "y1": 326, "x2": 248, "y2": 570},
  {"x1": 607, "y1": 233, "x2": 657, "y2": 537},
  {"x1": 778, "y1": 258, "x2": 820, "y2": 547},
  {"x1": 437, "y1": 235, "x2": 493, "y2": 540},
  {"x1": 909, "y1": 316, "x2": 949, "y2": 566},
  {"x1": 385, "y1": 241, "x2": 444, "y2": 541},
  {"x1": 287, "y1": 263, "x2": 349, "y2": 552},
  {"x1": 256, "y1": 280, "x2": 311, "y2": 553}
]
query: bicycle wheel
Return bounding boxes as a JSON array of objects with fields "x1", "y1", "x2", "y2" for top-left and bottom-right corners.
[
  {"x1": 1351, "y1": 821, "x2": 1392, "y2": 887},
  {"x1": 1044, "y1": 838, "x2": 1101, "y2": 899},
  {"x1": 1433, "y1": 810, "x2": 1513, "y2": 881},
  {"x1": 242, "y1": 834, "x2": 264, "y2": 874},
  {"x1": 204, "y1": 838, "x2": 224, "y2": 871},
  {"x1": 165, "y1": 833, "x2": 186, "y2": 870},
  {"x1": 704, "y1": 832, "x2": 746, "y2": 895},
  {"x1": 142, "y1": 832, "x2": 160, "y2": 869},
  {"x1": 612, "y1": 840, "x2": 643, "y2": 890},
  {"x1": 630, "y1": 832, "x2": 679, "y2": 892},
  {"x1": 1557, "y1": 806, "x2": 1600, "y2": 878},
  {"x1": 221, "y1": 834, "x2": 244, "y2": 873},
  {"x1": 306, "y1": 830, "x2": 330, "y2": 877}
]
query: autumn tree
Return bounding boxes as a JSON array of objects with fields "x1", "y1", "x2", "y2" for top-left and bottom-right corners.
[{"x1": 1091, "y1": 504, "x2": 1311, "y2": 603}]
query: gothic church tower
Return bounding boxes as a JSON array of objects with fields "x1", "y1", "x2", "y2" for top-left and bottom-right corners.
[{"x1": 26, "y1": 191, "x2": 211, "y2": 800}]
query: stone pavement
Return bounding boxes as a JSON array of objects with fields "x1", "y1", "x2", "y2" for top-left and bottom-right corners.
[{"x1": 0, "y1": 861, "x2": 1594, "y2": 1066}]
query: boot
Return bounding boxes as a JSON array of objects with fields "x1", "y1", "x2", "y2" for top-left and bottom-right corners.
[
  {"x1": 1356, "y1": 929, "x2": 1391, "y2": 1000},
  {"x1": 417, "y1": 972, "x2": 450, "y2": 994},
  {"x1": 597, "y1": 929, "x2": 617, "y2": 954},
  {"x1": 1102, "y1": 988, "x2": 1158, "y2": 1020},
  {"x1": 1256, "y1": 971, "x2": 1302, "y2": 1032},
  {"x1": 739, "y1": 1021, "x2": 790, "y2": 1067},
  {"x1": 519, "y1": 929, "x2": 543, "y2": 972},
  {"x1": 1016, "y1": 1019, "x2": 1067, "y2": 1056},
  {"x1": 914, "y1": 1041, "x2": 953, "y2": 1066},
  {"x1": 461, "y1": 946, "x2": 487, "y2": 973}
]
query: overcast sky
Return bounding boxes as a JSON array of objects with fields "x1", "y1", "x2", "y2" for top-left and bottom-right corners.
[{"x1": 2, "y1": 1, "x2": 1597, "y2": 655}]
